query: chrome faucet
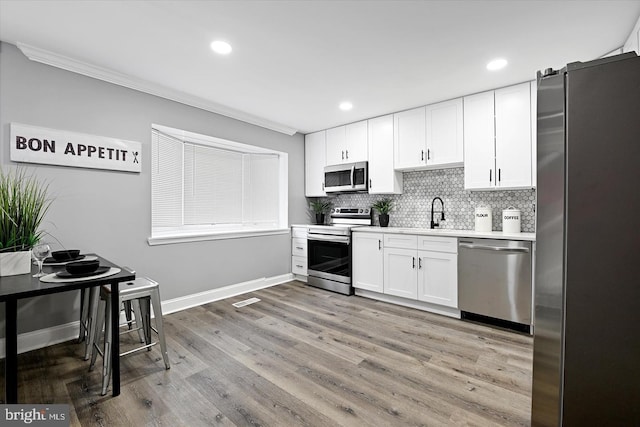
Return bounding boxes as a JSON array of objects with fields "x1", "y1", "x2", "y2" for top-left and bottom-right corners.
[{"x1": 430, "y1": 197, "x2": 445, "y2": 229}]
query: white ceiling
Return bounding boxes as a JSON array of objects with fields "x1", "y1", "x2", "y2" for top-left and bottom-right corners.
[{"x1": 1, "y1": 1, "x2": 639, "y2": 135}]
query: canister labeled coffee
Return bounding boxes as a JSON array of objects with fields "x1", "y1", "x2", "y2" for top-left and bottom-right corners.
[{"x1": 502, "y1": 207, "x2": 521, "y2": 233}]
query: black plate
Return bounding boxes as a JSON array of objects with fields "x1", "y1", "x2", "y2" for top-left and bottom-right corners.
[
  {"x1": 56, "y1": 266, "x2": 109, "y2": 278},
  {"x1": 44, "y1": 255, "x2": 85, "y2": 264}
]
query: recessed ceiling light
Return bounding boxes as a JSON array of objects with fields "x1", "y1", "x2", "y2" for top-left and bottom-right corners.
[
  {"x1": 210, "y1": 40, "x2": 232, "y2": 55},
  {"x1": 487, "y1": 58, "x2": 508, "y2": 71},
  {"x1": 339, "y1": 101, "x2": 353, "y2": 111}
]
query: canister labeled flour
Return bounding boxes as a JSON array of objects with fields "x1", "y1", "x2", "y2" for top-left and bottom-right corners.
[
  {"x1": 475, "y1": 206, "x2": 492, "y2": 232},
  {"x1": 502, "y1": 207, "x2": 521, "y2": 233}
]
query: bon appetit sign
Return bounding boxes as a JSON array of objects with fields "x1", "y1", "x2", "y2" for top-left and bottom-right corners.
[{"x1": 10, "y1": 123, "x2": 141, "y2": 173}]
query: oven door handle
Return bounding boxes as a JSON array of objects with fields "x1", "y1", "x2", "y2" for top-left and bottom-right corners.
[{"x1": 308, "y1": 234, "x2": 350, "y2": 244}]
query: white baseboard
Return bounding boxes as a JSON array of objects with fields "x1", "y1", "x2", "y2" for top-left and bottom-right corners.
[
  {"x1": 355, "y1": 289, "x2": 461, "y2": 319},
  {"x1": 0, "y1": 273, "x2": 294, "y2": 358},
  {"x1": 0, "y1": 320, "x2": 81, "y2": 359},
  {"x1": 160, "y1": 273, "x2": 293, "y2": 315}
]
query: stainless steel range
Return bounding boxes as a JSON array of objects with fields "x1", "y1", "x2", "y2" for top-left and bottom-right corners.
[{"x1": 307, "y1": 207, "x2": 372, "y2": 295}]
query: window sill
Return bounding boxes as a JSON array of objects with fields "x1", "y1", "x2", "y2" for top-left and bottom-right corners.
[{"x1": 147, "y1": 228, "x2": 290, "y2": 246}]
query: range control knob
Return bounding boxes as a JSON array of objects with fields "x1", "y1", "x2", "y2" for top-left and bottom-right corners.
[
  {"x1": 359, "y1": 209, "x2": 363, "y2": 213},
  {"x1": 335, "y1": 208, "x2": 340, "y2": 213}
]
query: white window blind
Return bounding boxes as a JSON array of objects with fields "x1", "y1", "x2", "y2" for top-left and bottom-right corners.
[
  {"x1": 184, "y1": 143, "x2": 243, "y2": 225},
  {"x1": 152, "y1": 131, "x2": 183, "y2": 228},
  {"x1": 151, "y1": 126, "x2": 287, "y2": 241},
  {"x1": 243, "y1": 154, "x2": 280, "y2": 226}
]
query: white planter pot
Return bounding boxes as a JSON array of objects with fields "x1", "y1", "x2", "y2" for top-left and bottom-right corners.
[{"x1": 0, "y1": 250, "x2": 32, "y2": 277}]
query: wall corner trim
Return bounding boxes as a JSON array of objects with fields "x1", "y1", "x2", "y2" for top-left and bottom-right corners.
[
  {"x1": 0, "y1": 273, "x2": 295, "y2": 358},
  {"x1": 15, "y1": 42, "x2": 298, "y2": 136}
]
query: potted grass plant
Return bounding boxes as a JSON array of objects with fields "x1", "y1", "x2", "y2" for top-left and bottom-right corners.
[
  {"x1": 372, "y1": 198, "x2": 394, "y2": 227},
  {"x1": 0, "y1": 168, "x2": 52, "y2": 276},
  {"x1": 309, "y1": 199, "x2": 332, "y2": 225}
]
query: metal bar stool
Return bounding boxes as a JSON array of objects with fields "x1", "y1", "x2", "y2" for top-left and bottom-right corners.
[
  {"x1": 79, "y1": 287, "x2": 100, "y2": 360},
  {"x1": 90, "y1": 276, "x2": 170, "y2": 395},
  {"x1": 80, "y1": 289, "x2": 145, "y2": 360}
]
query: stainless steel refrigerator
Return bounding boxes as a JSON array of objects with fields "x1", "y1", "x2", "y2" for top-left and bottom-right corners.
[{"x1": 532, "y1": 52, "x2": 640, "y2": 426}]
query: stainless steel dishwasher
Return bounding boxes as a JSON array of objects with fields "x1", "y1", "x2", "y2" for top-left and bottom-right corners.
[{"x1": 458, "y1": 238, "x2": 532, "y2": 331}]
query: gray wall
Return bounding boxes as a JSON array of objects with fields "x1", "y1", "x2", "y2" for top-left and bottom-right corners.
[{"x1": 0, "y1": 42, "x2": 307, "y2": 335}]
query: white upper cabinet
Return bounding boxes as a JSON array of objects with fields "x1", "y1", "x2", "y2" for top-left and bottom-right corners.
[
  {"x1": 394, "y1": 106, "x2": 426, "y2": 170},
  {"x1": 345, "y1": 121, "x2": 368, "y2": 163},
  {"x1": 368, "y1": 115, "x2": 403, "y2": 194},
  {"x1": 325, "y1": 126, "x2": 345, "y2": 166},
  {"x1": 394, "y1": 100, "x2": 463, "y2": 171},
  {"x1": 495, "y1": 82, "x2": 532, "y2": 189},
  {"x1": 463, "y1": 91, "x2": 496, "y2": 189},
  {"x1": 304, "y1": 131, "x2": 327, "y2": 197},
  {"x1": 425, "y1": 98, "x2": 464, "y2": 166},
  {"x1": 464, "y1": 82, "x2": 533, "y2": 190},
  {"x1": 530, "y1": 79, "x2": 537, "y2": 187},
  {"x1": 325, "y1": 120, "x2": 368, "y2": 165}
]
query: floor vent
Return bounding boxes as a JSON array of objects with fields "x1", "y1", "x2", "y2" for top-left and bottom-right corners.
[{"x1": 232, "y1": 297, "x2": 261, "y2": 308}]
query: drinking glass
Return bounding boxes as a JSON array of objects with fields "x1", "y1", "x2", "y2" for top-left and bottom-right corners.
[{"x1": 32, "y1": 243, "x2": 51, "y2": 278}]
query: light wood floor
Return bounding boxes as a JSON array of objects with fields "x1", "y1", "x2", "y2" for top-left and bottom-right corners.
[{"x1": 4, "y1": 281, "x2": 533, "y2": 426}]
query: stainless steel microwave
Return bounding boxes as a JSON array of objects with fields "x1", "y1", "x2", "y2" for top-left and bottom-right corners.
[{"x1": 324, "y1": 161, "x2": 368, "y2": 193}]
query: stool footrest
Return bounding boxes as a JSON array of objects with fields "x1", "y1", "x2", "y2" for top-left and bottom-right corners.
[{"x1": 120, "y1": 341, "x2": 157, "y2": 357}]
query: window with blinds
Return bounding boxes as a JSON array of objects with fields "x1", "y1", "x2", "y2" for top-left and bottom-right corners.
[{"x1": 151, "y1": 126, "x2": 287, "y2": 241}]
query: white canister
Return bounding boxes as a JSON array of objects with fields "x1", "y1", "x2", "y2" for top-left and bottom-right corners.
[
  {"x1": 474, "y1": 206, "x2": 492, "y2": 232},
  {"x1": 502, "y1": 207, "x2": 521, "y2": 233}
]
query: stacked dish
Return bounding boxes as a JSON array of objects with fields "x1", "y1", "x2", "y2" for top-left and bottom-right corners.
[
  {"x1": 57, "y1": 259, "x2": 109, "y2": 278},
  {"x1": 44, "y1": 249, "x2": 85, "y2": 264}
]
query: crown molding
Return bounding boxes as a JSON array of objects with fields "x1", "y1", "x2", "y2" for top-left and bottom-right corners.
[{"x1": 16, "y1": 42, "x2": 298, "y2": 136}]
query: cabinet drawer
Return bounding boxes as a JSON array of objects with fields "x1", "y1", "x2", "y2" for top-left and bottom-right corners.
[
  {"x1": 384, "y1": 234, "x2": 418, "y2": 250},
  {"x1": 292, "y1": 227, "x2": 308, "y2": 238},
  {"x1": 292, "y1": 256, "x2": 307, "y2": 276},
  {"x1": 417, "y1": 235, "x2": 457, "y2": 253},
  {"x1": 292, "y1": 238, "x2": 307, "y2": 257}
]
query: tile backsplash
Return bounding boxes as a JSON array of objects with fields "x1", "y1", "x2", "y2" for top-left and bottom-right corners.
[{"x1": 320, "y1": 167, "x2": 536, "y2": 232}]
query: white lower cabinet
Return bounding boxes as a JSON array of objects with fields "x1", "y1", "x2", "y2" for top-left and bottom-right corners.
[
  {"x1": 292, "y1": 256, "x2": 308, "y2": 276},
  {"x1": 384, "y1": 247, "x2": 418, "y2": 299},
  {"x1": 291, "y1": 226, "x2": 308, "y2": 277},
  {"x1": 417, "y1": 251, "x2": 457, "y2": 308},
  {"x1": 352, "y1": 232, "x2": 384, "y2": 292},
  {"x1": 353, "y1": 232, "x2": 458, "y2": 312}
]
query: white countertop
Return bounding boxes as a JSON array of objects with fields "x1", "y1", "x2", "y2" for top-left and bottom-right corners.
[
  {"x1": 291, "y1": 224, "x2": 535, "y2": 241},
  {"x1": 351, "y1": 226, "x2": 536, "y2": 241}
]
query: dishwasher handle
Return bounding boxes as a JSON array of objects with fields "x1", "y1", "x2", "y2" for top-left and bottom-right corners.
[{"x1": 459, "y1": 242, "x2": 530, "y2": 253}]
